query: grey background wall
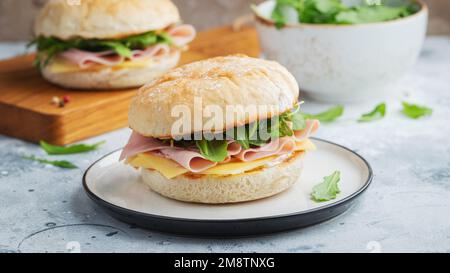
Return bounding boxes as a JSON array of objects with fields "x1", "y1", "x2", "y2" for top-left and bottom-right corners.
[{"x1": 0, "y1": 0, "x2": 448, "y2": 41}]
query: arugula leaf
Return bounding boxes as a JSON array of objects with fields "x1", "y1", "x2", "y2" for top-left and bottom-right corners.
[
  {"x1": 234, "y1": 122, "x2": 260, "y2": 149},
  {"x1": 28, "y1": 37, "x2": 73, "y2": 67},
  {"x1": 311, "y1": 170, "x2": 341, "y2": 202},
  {"x1": 169, "y1": 104, "x2": 310, "y2": 161},
  {"x1": 232, "y1": 110, "x2": 298, "y2": 149},
  {"x1": 272, "y1": 3, "x2": 288, "y2": 28},
  {"x1": 264, "y1": 111, "x2": 293, "y2": 139},
  {"x1": 271, "y1": 0, "x2": 305, "y2": 28},
  {"x1": 291, "y1": 105, "x2": 307, "y2": 130},
  {"x1": 401, "y1": 102, "x2": 432, "y2": 119},
  {"x1": 23, "y1": 155, "x2": 78, "y2": 169},
  {"x1": 30, "y1": 31, "x2": 171, "y2": 67},
  {"x1": 336, "y1": 6, "x2": 411, "y2": 24},
  {"x1": 196, "y1": 139, "x2": 229, "y2": 162},
  {"x1": 278, "y1": 111, "x2": 295, "y2": 137},
  {"x1": 248, "y1": 138, "x2": 269, "y2": 147},
  {"x1": 269, "y1": 0, "x2": 418, "y2": 26},
  {"x1": 304, "y1": 105, "x2": 344, "y2": 122},
  {"x1": 235, "y1": 126, "x2": 251, "y2": 150},
  {"x1": 301, "y1": 0, "x2": 344, "y2": 24},
  {"x1": 358, "y1": 103, "x2": 386, "y2": 122},
  {"x1": 96, "y1": 41, "x2": 132, "y2": 58},
  {"x1": 40, "y1": 140, "x2": 105, "y2": 155}
]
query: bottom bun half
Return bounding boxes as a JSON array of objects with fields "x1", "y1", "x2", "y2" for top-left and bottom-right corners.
[
  {"x1": 141, "y1": 153, "x2": 305, "y2": 204},
  {"x1": 41, "y1": 51, "x2": 180, "y2": 90}
]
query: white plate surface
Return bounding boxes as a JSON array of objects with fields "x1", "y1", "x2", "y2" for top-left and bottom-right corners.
[{"x1": 84, "y1": 139, "x2": 371, "y2": 221}]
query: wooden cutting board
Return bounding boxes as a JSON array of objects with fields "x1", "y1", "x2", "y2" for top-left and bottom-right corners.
[{"x1": 0, "y1": 26, "x2": 260, "y2": 145}]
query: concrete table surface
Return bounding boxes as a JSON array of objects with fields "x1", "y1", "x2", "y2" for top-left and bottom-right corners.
[{"x1": 0, "y1": 37, "x2": 449, "y2": 253}]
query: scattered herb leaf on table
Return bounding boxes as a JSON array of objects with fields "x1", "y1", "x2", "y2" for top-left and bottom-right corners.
[
  {"x1": 358, "y1": 103, "x2": 386, "y2": 122},
  {"x1": 304, "y1": 105, "x2": 344, "y2": 122},
  {"x1": 311, "y1": 170, "x2": 341, "y2": 202},
  {"x1": 40, "y1": 140, "x2": 105, "y2": 155},
  {"x1": 23, "y1": 155, "x2": 78, "y2": 169},
  {"x1": 401, "y1": 102, "x2": 432, "y2": 119}
]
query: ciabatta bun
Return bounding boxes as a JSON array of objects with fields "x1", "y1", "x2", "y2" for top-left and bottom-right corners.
[
  {"x1": 35, "y1": 0, "x2": 180, "y2": 40},
  {"x1": 141, "y1": 152, "x2": 304, "y2": 204},
  {"x1": 41, "y1": 51, "x2": 180, "y2": 90},
  {"x1": 129, "y1": 55, "x2": 299, "y2": 138}
]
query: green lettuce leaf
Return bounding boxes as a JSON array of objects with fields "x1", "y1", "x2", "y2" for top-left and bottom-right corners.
[
  {"x1": 358, "y1": 103, "x2": 386, "y2": 122},
  {"x1": 401, "y1": 102, "x2": 432, "y2": 119},
  {"x1": 311, "y1": 170, "x2": 341, "y2": 202}
]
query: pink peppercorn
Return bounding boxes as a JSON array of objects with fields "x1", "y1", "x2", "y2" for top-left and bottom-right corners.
[{"x1": 62, "y1": 95, "x2": 71, "y2": 103}]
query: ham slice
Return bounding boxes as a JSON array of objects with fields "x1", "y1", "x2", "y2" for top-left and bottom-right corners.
[
  {"x1": 154, "y1": 140, "x2": 243, "y2": 172},
  {"x1": 233, "y1": 119, "x2": 319, "y2": 162},
  {"x1": 227, "y1": 141, "x2": 242, "y2": 156},
  {"x1": 221, "y1": 141, "x2": 243, "y2": 163},
  {"x1": 120, "y1": 133, "x2": 246, "y2": 172},
  {"x1": 168, "y1": 24, "x2": 197, "y2": 47},
  {"x1": 130, "y1": 44, "x2": 171, "y2": 61},
  {"x1": 120, "y1": 118, "x2": 319, "y2": 173},
  {"x1": 293, "y1": 119, "x2": 320, "y2": 141},
  {"x1": 235, "y1": 137, "x2": 297, "y2": 162},
  {"x1": 119, "y1": 131, "x2": 171, "y2": 161},
  {"x1": 119, "y1": 132, "x2": 216, "y2": 173},
  {"x1": 59, "y1": 49, "x2": 124, "y2": 69},
  {"x1": 57, "y1": 24, "x2": 195, "y2": 68},
  {"x1": 158, "y1": 149, "x2": 217, "y2": 173}
]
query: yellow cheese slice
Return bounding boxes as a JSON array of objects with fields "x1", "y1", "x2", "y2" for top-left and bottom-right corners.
[
  {"x1": 47, "y1": 58, "x2": 153, "y2": 74},
  {"x1": 295, "y1": 139, "x2": 316, "y2": 151},
  {"x1": 46, "y1": 60, "x2": 81, "y2": 73},
  {"x1": 199, "y1": 156, "x2": 278, "y2": 175},
  {"x1": 117, "y1": 59, "x2": 154, "y2": 68},
  {"x1": 128, "y1": 153, "x2": 188, "y2": 179},
  {"x1": 127, "y1": 139, "x2": 316, "y2": 179}
]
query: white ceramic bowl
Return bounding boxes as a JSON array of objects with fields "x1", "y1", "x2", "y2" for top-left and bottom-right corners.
[{"x1": 253, "y1": 0, "x2": 428, "y2": 103}]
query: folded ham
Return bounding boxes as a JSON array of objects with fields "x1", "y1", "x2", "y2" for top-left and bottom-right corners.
[
  {"x1": 130, "y1": 44, "x2": 171, "y2": 61},
  {"x1": 168, "y1": 24, "x2": 197, "y2": 47},
  {"x1": 235, "y1": 137, "x2": 296, "y2": 162},
  {"x1": 119, "y1": 132, "x2": 245, "y2": 172},
  {"x1": 59, "y1": 49, "x2": 125, "y2": 69},
  {"x1": 158, "y1": 149, "x2": 217, "y2": 173},
  {"x1": 120, "y1": 119, "x2": 319, "y2": 173},
  {"x1": 57, "y1": 24, "x2": 196, "y2": 68},
  {"x1": 227, "y1": 141, "x2": 242, "y2": 156},
  {"x1": 294, "y1": 119, "x2": 320, "y2": 141},
  {"x1": 119, "y1": 131, "x2": 171, "y2": 161}
]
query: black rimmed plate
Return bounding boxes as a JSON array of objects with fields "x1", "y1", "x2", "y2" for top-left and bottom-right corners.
[{"x1": 83, "y1": 138, "x2": 372, "y2": 237}]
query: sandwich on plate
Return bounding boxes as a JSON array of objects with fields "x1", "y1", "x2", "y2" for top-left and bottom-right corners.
[
  {"x1": 30, "y1": 0, "x2": 196, "y2": 89},
  {"x1": 120, "y1": 55, "x2": 319, "y2": 204}
]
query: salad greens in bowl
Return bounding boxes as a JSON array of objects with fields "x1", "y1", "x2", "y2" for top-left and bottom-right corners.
[
  {"x1": 252, "y1": 0, "x2": 427, "y2": 102},
  {"x1": 253, "y1": 0, "x2": 421, "y2": 27}
]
